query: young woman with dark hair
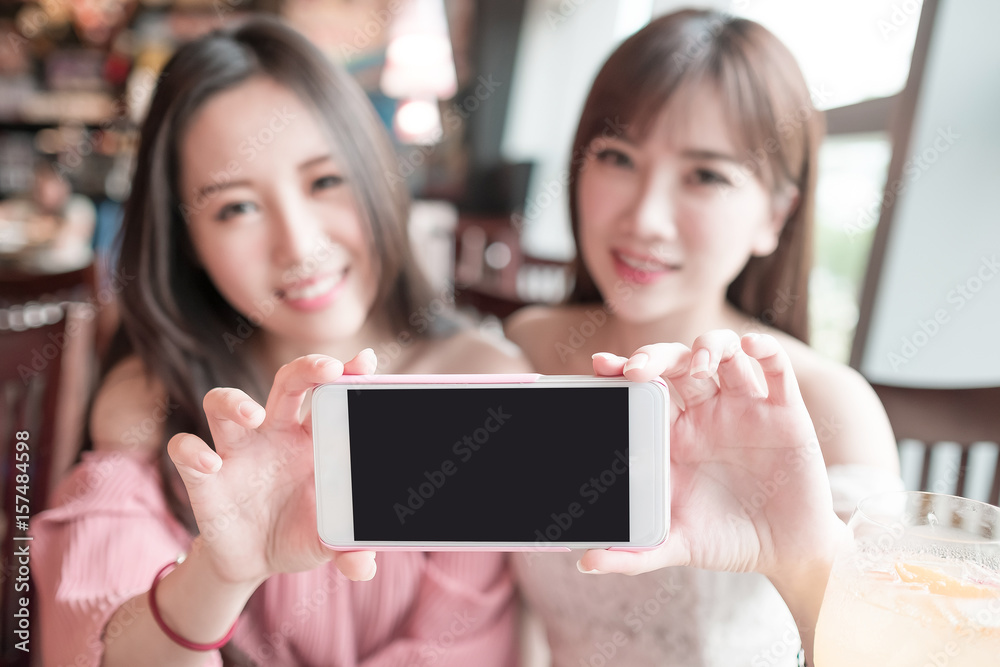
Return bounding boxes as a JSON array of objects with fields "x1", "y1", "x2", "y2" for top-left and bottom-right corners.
[
  {"x1": 506, "y1": 10, "x2": 902, "y2": 664},
  {"x1": 31, "y1": 17, "x2": 529, "y2": 667}
]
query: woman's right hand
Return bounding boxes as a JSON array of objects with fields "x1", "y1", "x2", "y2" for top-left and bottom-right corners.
[{"x1": 166, "y1": 349, "x2": 379, "y2": 587}]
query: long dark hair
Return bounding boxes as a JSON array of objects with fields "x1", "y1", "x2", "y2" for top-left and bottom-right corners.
[
  {"x1": 567, "y1": 9, "x2": 822, "y2": 342},
  {"x1": 115, "y1": 17, "x2": 436, "y2": 530}
]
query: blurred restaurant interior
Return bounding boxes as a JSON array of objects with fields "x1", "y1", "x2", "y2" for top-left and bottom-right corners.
[{"x1": 1, "y1": 0, "x2": 998, "y2": 662}]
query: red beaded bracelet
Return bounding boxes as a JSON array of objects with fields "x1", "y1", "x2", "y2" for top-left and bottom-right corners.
[{"x1": 148, "y1": 561, "x2": 239, "y2": 651}]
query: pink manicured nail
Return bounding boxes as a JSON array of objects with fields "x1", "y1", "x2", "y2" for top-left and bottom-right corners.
[
  {"x1": 623, "y1": 353, "x2": 648, "y2": 372},
  {"x1": 238, "y1": 401, "x2": 261, "y2": 419},
  {"x1": 690, "y1": 349, "x2": 710, "y2": 376},
  {"x1": 576, "y1": 561, "x2": 604, "y2": 574},
  {"x1": 199, "y1": 451, "x2": 222, "y2": 472}
]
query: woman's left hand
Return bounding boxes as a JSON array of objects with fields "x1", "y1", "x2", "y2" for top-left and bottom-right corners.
[{"x1": 579, "y1": 331, "x2": 845, "y2": 580}]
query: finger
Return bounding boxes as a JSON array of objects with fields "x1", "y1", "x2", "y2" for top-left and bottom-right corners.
[
  {"x1": 689, "y1": 330, "x2": 742, "y2": 378},
  {"x1": 592, "y1": 352, "x2": 628, "y2": 376},
  {"x1": 629, "y1": 343, "x2": 718, "y2": 409},
  {"x1": 331, "y1": 550, "x2": 377, "y2": 581},
  {"x1": 343, "y1": 348, "x2": 378, "y2": 376},
  {"x1": 265, "y1": 355, "x2": 345, "y2": 429},
  {"x1": 167, "y1": 432, "x2": 222, "y2": 489},
  {"x1": 577, "y1": 541, "x2": 686, "y2": 576},
  {"x1": 203, "y1": 387, "x2": 265, "y2": 453},
  {"x1": 715, "y1": 345, "x2": 766, "y2": 398},
  {"x1": 741, "y1": 333, "x2": 803, "y2": 406}
]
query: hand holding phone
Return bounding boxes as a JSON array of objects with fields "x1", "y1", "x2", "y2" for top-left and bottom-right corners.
[
  {"x1": 579, "y1": 331, "x2": 842, "y2": 580},
  {"x1": 312, "y1": 374, "x2": 669, "y2": 551}
]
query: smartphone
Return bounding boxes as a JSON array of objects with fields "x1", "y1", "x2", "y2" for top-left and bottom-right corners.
[{"x1": 311, "y1": 374, "x2": 669, "y2": 551}]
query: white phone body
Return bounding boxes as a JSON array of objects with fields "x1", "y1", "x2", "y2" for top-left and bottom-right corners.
[{"x1": 312, "y1": 374, "x2": 669, "y2": 551}]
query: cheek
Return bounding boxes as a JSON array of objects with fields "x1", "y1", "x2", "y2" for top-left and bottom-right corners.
[
  {"x1": 679, "y1": 201, "x2": 760, "y2": 279},
  {"x1": 192, "y1": 228, "x2": 270, "y2": 295},
  {"x1": 576, "y1": 169, "x2": 628, "y2": 254}
]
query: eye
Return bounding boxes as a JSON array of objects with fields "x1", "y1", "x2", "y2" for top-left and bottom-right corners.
[
  {"x1": 312, "y1": 174, "x2": 344, "y2": 193},
  {"x1": 594, "y1": 148, "x2": 634, "y2": 169},
  {"x1": 216, "y1": 201, "x2": 258, "y2": 221},
  {"x1": 693, "y1": 168, "x2": 731, "y2": 186}
]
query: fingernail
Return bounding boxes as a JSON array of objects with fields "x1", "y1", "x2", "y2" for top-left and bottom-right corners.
[
  {"x1": 238, "y1": 401, "x2": 262, "y2": 420},
  {"x1": 623, "y1": 353, "x2": 648, "y2": 372},
  {"x1": 199, "y1": 451, "x2": 222, "y2": 472},
  {"x1": 576, "y1": 561, "x2": 603, "y2": 574},
  {"x1": 315, "y1": 357, "x2": 335, "y2": 369},
  {"x1": 690, "y1": 349, "x2": 710, "y2": 376},
  {"x1": 592, "y1": 352, "x2": 623, "y2": 362}
]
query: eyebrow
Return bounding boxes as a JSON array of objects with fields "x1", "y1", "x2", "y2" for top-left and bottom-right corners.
[
  {"x1": 193, "y1": 154, "x2": 338, "y2": 200},
  {"x1": 680, "y1": 149, "x2": 740, "y2": 164}
]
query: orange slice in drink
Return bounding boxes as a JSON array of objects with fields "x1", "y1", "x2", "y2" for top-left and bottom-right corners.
[{"x1": 894, "y1": 562, "x2": 999, "y2": 598}]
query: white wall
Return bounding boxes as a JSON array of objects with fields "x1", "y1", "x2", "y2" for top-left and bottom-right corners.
[
  {"x1": 858, "y1": 0, "x2": 1000, "y2": 388},
  {"x1": 501, "y1": 0, "x2": 662, "y2": 260}
]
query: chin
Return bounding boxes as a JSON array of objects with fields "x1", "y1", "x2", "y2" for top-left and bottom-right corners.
[{"x1": 600, "y1": 288, "x2": 680, "y2": 325}]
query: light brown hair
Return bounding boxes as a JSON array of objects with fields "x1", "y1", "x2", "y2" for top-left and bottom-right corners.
[
  {"x1": 111, "y1": 17, "x2": 437, "y2": 526},
  {"x1": 567, "y1": 9, "x2": 823, "y2": 342}
]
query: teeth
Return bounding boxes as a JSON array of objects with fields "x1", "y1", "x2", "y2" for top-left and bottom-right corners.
[
  {"x1": 618, "y1": 253, "x2": 670, "y2": 271},
  {"x1": 284, "y1": 274, "x2": 341, "y2": 300}
]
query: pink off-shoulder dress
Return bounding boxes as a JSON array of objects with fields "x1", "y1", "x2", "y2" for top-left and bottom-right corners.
[{"x1": 30, "y1": 452, "x2": 517, "y2": 667}]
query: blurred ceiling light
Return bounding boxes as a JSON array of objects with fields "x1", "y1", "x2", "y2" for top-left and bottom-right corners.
[
  {"x1": 381, "y1": 0, "x2": 457, "y2": 144},
  {"x1": 393, "y1": 98, "x2": 443, "y2": 145}
]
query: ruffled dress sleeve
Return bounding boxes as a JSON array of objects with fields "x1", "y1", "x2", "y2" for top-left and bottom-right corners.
[{"x1": 29, "y1": 451, "x2": 213, "y2": 667}]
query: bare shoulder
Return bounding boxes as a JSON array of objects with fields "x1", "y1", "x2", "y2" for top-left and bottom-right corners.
[
  {"x1": 408, "y1": 326, "x2": 534, "y2": 374},
  {"x1": 89, "y1": 355, "x2": 169, "y2": 460},
  {"x1": 504, "y1": 304, "x2": 583, "y2": 343},
  {"x1": 775, "y1": 333, "x2": 899, "y2": 472},
  {"x1": 504, "y1": 304, "x2": 597, "y2": 371}
]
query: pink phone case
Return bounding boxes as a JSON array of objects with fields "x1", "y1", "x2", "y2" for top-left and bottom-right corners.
[{"x1": 321, "y1": 374, "x2": 668, "y2": 553}]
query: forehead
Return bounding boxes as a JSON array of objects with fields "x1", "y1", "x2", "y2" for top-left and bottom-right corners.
[
  {"x1": 180, "y1": 76, "x2": 332, "y2": 181},
  {"x1": 631, "y1": 83, "x2": 743, "y2": 154}
]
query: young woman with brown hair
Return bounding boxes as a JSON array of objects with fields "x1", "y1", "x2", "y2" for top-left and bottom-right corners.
[
  {"x1": 506, "y1": 10, "x2": 902, "y2": 664},
  {"x1": 31, "y1": 17, "x2": 529, "y2": 666}
]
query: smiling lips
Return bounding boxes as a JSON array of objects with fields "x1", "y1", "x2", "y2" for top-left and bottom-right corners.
[
  {"x1": 612, "y1": 249, "x2": 680, "y2": 285},
  {"x1": 279, "y1": 269, "x2": 348, "y2": 311}
]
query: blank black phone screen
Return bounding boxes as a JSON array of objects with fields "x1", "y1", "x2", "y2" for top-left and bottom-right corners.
[{"x1": 346, "y1": 387, "x2": 630, "y2": 542}]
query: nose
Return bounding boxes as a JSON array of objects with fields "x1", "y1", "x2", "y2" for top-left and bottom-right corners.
[
  {"x1": 624, "y1": 167, "x2": 678, "y2": 240},
  {"x1": 271, "y1": 191, "x2": 325, "y2": 272}
]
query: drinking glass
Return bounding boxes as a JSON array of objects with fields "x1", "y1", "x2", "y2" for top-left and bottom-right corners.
[{"x1": 814, "y1": 491, "x2": 1000, "y2": 666}]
